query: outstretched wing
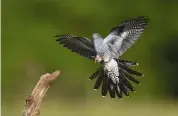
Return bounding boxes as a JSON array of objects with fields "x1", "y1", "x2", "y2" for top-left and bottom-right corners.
[
  {"x1": 104, "y1": 16, "x2": 148, "y2": 57},
  {"x1": 56, "y1": 35, "x2": 96, "y2": 60}
]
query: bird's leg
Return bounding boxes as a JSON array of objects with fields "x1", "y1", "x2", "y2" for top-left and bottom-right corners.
[
  {"x1": 101, "y1": 56, "x2": 104, "y2": 60},
  {"x1": 91, "y1": 56, "x2": 97, "y2": 63},
  {"x1": 92, "y1": 55, "x2": 105, "y2": 63}
]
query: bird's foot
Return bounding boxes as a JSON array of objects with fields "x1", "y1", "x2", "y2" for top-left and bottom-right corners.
[{"x1": 92, "y1": 56, "x2": 97, "y2": 63}]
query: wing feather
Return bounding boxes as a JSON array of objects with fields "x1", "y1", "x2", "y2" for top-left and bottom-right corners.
[
  {"x1": 56, "y1": 35, "x2": 96, "y2": 60},
  {"x1": 104, "y1": 16, "x2": 148, "y2": 57}
]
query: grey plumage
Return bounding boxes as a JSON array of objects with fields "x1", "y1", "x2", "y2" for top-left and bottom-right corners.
[{"x1": 56, "y1": 16, "x2": 148, "y2": 99}]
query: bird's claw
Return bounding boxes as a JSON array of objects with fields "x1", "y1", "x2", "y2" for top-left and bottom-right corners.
[{"x1": 92, "y1": 55, "x2": 104, "y2": 63}]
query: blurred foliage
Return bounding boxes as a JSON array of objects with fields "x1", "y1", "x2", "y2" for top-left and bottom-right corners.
[{"x1": 2, "y1": 0, "x2": 178, "y2": 116}]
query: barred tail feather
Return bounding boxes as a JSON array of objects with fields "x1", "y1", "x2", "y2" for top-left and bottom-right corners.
[
  {"x1": 118, "y1": 61, "x2": 143, "y2": 76},
  {"x1": 108, "y1": 80, "x2": 116, "y2": 98},
  {"x1": 120, "y1": 69, "x2": 140, "y2": 84},
  {"x1": 119, "y1": 81, "x2": 129, "y2": 96},
  {"x1": 120, "y1": 71, "x2": 136, "y2": 92},
  {"x1": 115, "y1": 83, "x2": 123, "y2": 99},
  {"x1": 119, "y1": 59, "x2": 138, "y2": 66},
  {"x1": 89, "y1": 68, "x2": 100, "y2": 80},
  {"x1": 101, "y1": 75, "x2": 109, "y2": 97},
  {"x1": 94, "y1": 68, "x2": 104, "y2": 90}
]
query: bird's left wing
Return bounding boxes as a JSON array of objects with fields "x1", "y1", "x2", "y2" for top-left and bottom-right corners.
[
  {"x1": 56, "y1": 35, "x2": 96, "y2": 60},
  {"x1": 104, "y1": 16, "x2": 148, "y2": 57}
]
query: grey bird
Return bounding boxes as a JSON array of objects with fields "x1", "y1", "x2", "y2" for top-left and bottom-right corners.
[{"x1": 55, "y1": 16, "x2": 148, "y2": 99}]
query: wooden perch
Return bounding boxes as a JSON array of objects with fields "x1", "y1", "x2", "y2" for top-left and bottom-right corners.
[{"x1": 22, "y1": 70, "x2": 60, "y2": 116}]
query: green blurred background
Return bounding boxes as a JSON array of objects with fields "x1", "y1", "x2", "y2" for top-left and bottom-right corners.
[{"x1": 2, "y1": 0, "x2": 178, "y2": 116}]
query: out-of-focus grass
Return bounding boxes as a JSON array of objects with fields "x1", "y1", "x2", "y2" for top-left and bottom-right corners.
[
  {"x1": 2, "y1": 99, "x2": 178, "y2": 116},
  {"x1": 2, "y1": 0, "x2": 178, "y2": 116}
]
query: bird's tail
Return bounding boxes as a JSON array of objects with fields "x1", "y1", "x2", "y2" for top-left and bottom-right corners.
[
  {"x1": 89, "y1": 59, "x2": 144, "y2": 99},
  {"x1": 89, "y1": 67, "x2": 109, "y2": 97}
]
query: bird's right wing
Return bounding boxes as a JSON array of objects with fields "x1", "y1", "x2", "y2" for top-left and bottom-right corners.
[{"x1": 56, "y1": 35, "x2": 96, "y2": 60}]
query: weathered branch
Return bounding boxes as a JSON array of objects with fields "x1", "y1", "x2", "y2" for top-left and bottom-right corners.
[{"x1": 22, "y1": 70, "x2": 60, "y2": 116}]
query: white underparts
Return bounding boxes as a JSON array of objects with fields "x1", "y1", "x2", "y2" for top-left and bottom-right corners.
[{"x1": 104, "y1": 59, "x2": 120, "y2": 84}]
